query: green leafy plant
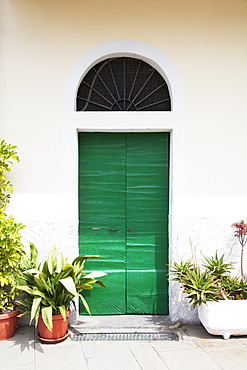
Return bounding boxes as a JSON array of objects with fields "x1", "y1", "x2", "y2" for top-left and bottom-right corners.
[
  {"x1": 17, "y1": 243, "x2": 107, "y2": 332},
  {"x1": 0, "y1": 140, "x2": 19, "y2": 211},
  {"x1": 0, "y1": 214, "x2": 26, "y2": 313},
  {"x1": 0, "y1": 140, "x2": 26, "y2": 313}
]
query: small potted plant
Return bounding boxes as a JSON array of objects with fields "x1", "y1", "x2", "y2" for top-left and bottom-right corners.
[
  {"x1": 0, "y1": 140, "x2": 26, "y2": 340},
  {"x1": 170, "y1": 222, "x2": 247, "y2": 339},
  {"x1": 17, "y1": 243, "x2": 107, "y2": 343}
]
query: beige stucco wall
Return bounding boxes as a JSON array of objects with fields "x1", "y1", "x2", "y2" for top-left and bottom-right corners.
[
  {"x1": 1, "y1": 0, "x2": 247, "y2": 204},
  {"x1": 1, "y1": 0, "x2": 247, "y2": 321}
]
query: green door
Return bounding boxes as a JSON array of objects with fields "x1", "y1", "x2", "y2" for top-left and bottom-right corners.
[{"x1": 78, "y1": 132, "x2": 169, "y2": 315}]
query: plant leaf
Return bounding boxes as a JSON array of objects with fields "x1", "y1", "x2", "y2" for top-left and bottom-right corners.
[
  {"x1": 58, "y1": 305, "x2": 67, "y2": 321},
  {"x1": 29, "y1": 242, "x2": 38, "y2": 266},
  {"x1": 95, "y1": 280, "x2": 107, "y2": 288},
  {"x1": 72, "y1": 255, "x2": 105, "y2": 265},
  {"x1": 30, "y1": 296, "x2": 41, "y2": 326},
  {"x1": 41, "y1": 306, "x2": 53, "y2": 332},
  {"x1": 83, "y1": 271, "x2": 107, "y2": 279},
  {"x1": 47, "y1": 246, "x2": 57, "y2": 275},
  {"x1": 17, "y1": 285, "x2": 33, "y2": 295},
  {"x1": 59, "y1": 277, "x2": 78, "y2": 296},
  {"x1": 79, "y1": 294, "x2": 91, "y2": 315}
]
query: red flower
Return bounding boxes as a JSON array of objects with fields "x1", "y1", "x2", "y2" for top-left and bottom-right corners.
[{"x1": 232, "y1": 221, "x2": 247, "y2": 245}]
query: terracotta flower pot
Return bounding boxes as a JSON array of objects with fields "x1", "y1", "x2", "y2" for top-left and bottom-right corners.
[
  {"x1": 0, "y1": 309, "x2": 20, "y2": 341},
  {"x1": 37, "y1": 310, "x2": 70, "y2": 343}
]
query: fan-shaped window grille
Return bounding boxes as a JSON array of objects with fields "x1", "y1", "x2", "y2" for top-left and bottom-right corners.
[{"x1": 76, "y1": 57, "x2": 171, "y2": 111}]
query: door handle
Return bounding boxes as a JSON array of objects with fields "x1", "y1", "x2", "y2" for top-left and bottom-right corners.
[{"x1": 108, "y1": 227, "x2": 119, "y2": 232}]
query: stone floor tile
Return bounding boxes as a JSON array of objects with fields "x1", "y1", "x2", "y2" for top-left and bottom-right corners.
[
  {"x1": 86, "y1": 351, "x2": 141, "y2": 370},
  {"x1": 210, "y1": 348, "x2": 247, "y2": 370},
  {"x1": 181, "y1": 324, "x2": 213, "y2": 339},
  {"x1": 81, "y1": 340, "x2": 131, "y2": 358},
  {"x1": 192, "y1": 336, "x2": 246, "y2": 352},
  {"x1": 238, "y1": 336, "x2": 247, "y2": 346},
  {"x1": 0, "y1": 335, "x2": 35, "y2": 370},
  {"x1": 158, "y1": 347, "x2": 222, "y2": 370},
  {"x1": 151, "y1": 340, "x2": 198, "y2": 352},
  {"x1": 81, "y1": 341, "x2": 141, "y2": 370},
  {"x1": 2, "y1": 366, "x2": 34, "y2": 370},
  {"x1": 3, "y1": 322, "x2": 247, "y2": 370},
  {"x1": 182, "y1": 325, "x2": 247, "y2": 352},
  {"x1": 128, "y1": 342, "x2": 169, "y2": 370},
  {"x1": 34, "y1": 339, "x2": 87, "y2": 370},
  {"x1": 14, "y1": 326, "x2": 36, "y2": 342}
]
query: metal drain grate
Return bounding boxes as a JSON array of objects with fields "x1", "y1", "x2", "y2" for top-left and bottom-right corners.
[{"x1": 72, "y1": 332, "x2": 177, "y2": 342}]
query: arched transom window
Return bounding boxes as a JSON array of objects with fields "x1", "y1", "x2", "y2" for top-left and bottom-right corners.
[{"x1": 76, "y1": 57, "x2": 171, "y2": 111}]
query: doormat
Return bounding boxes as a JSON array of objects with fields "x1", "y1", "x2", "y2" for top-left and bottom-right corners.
[{"x1": 72, "y1": 332, "x2": 178, "y2": 342}]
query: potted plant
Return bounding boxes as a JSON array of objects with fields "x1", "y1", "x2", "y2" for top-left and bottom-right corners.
[
  {"x1": 17, "y1": 243, "x2": 107, "y2": 343},
  {"x1": 170, "y1": 222, "x2": 247, "y2": 339},
  {"x1": 0, "y1": 140, "x2": 26, "y2": 340}
]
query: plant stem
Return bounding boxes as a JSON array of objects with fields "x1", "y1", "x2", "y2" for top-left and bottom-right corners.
[{"x1": 241, "y1": 244, "x2": 244, "y2": 278}]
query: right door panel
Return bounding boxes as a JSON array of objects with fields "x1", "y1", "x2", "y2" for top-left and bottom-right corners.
[{"x1": 126, "y1": 133, "x2": 169, "y2": 314}]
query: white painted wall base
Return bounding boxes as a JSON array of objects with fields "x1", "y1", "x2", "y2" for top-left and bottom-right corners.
[
  {"x1": 15, "y1": 213, "x2": 244, "y2": 324},
  {"x1": 20, "y1": 220, "x2": 78, "y2": 262}
]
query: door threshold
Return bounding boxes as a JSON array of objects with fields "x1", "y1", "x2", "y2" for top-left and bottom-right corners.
[{"x1": 70, "y1": 315, "x2": 173, "y2": 334}]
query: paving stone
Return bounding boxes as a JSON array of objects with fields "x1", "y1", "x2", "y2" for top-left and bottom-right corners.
[
  {"x1": 192, "y1": 336, "x2": 246, "y2": 352},
  {"x1": 128, "y1": 342, "x2": 169, "y2": 370},
  {"x1": 158, "y1": 347, "x2": 222, "y2": 370},
  {"x1": 182, "y1": 324, "x2": 247, "y2": 352},
  {"x1": 2, "y1": 322, "x2": 247, "y2": 370},
  {"x1": 81, "y1": 341, "x2": 141, "y2": 370},
  {"x1": 238, "y1": 336, "x2": 247, "y2": 346},
  {"x1": 0, "y1": 332, "x2": 35, "y2": 370},
  {"x1": 151, "y1": 340, "x2": 198, "y2": 352},
  {"x1": 35, "y1": 338, "x2": 87, "y2": 370},
  {"x1": 81, "y1": 340, "x2": 131, "y2": 357},
  {"x1": 2, "y1": 366, "x2": 34, "y2": 370},
  {"x1": 181, "y1": 325, "x2": 213, "y2": 339},
  {"x1": 210, "y1": 348, "x2": 247, "y2": 370},
  {"x1": 86, "y1": 351, "x2": 141, "y2": 370},
  {"x1": 14, "y1": 326, "x2": 36, "y2": 342}
]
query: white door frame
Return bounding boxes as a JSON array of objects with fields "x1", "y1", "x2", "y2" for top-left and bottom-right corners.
[{"x1": 62, "y1": 40, "x2": 185, "y2": 314}]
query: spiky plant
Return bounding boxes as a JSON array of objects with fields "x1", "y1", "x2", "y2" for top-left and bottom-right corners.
[
  {"x1": 170, "y1": 251, "x2": 246, "y2": 308},
  {"x1": 203, "y1": 251, "x2": 233, "y2": 279},
  {"x1": 170, "y1": 260, "x2": 222, "y2": 307}
]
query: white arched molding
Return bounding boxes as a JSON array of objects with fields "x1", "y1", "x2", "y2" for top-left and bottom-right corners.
[
  {"x1": 62, "y1": 41, "x2": 185, "y2": 272},
  {"x1": 63, "y1": 39, "x2": 184, "y2": 191}
]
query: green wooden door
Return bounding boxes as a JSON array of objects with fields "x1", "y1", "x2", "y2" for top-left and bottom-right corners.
[{"x1": 78, "y1": 132, "x2": 169, "y2": 315}]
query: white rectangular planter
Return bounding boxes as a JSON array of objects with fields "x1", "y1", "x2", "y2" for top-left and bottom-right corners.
[{"x1": 198, "y1": 300, "x2": 247, "y2": 339}]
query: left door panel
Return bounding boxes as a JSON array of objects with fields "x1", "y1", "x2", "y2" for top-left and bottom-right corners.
[{"x1": 78, "y1": 133, "x2": 126, "y2": 314}]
